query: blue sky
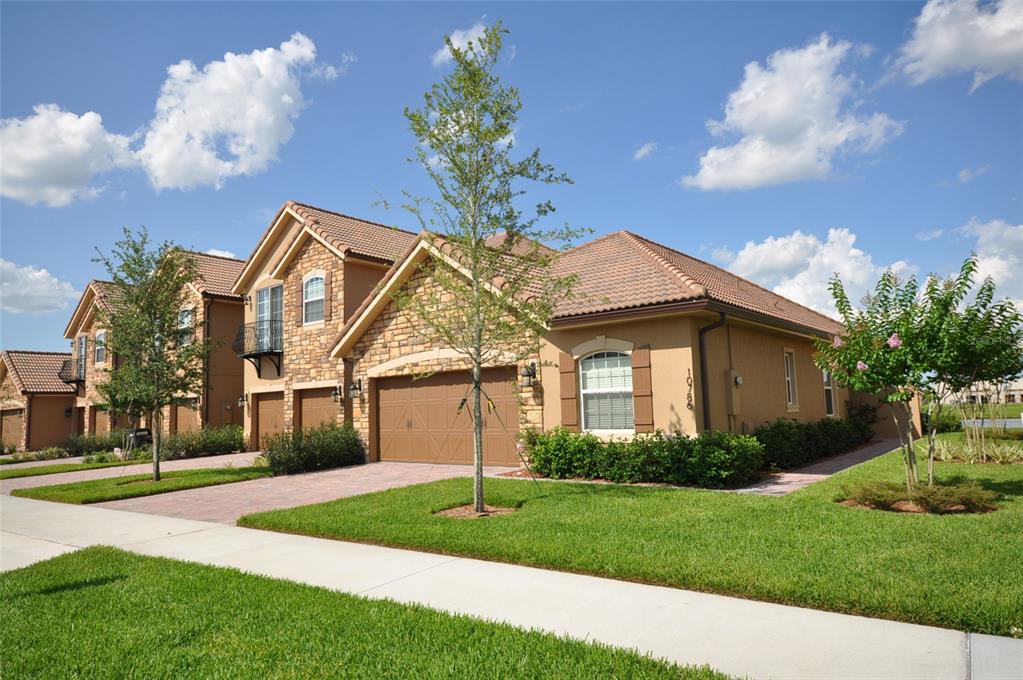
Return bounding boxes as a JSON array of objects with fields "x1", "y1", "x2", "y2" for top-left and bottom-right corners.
[{"x1": 2, "y1": 1, "x2": 1021, "y2": 351}]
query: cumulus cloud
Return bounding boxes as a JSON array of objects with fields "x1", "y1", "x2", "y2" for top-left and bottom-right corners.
[
  {"x1": 0, "y1": 259, "x2": 81, "y2": 315},
  {"x1": 0, "y1": 105, "x2": 135, "y2": 207},
  {"x1": 715, "y1": 228, "x2": 914, "y2": 315},
  {"x1": 432, "y1": 22, "x2": 486, "y2": 66},
  {"x1": 896, "y1": 0, "x2": 1023, "y2": 91},
  {"x1": 633, "y1": 141, "x2": 658, "y2": 161},
  {"x1": 682, "y1": 34, "x2": 903, "y2": 191},
  {"x1": 204, "y1": 248, "x2": 237, "y2": 259},
  {"x1": 137, "y1": 32, "x2": 319, "y2": 191},
  {"x1": 958, "y1": 218, "x2": 1023, "y2": 304}
]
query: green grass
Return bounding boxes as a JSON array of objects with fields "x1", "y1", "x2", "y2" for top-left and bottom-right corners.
[
  {"x1": 0, "y1": 547, "x2": 725, "y2": 679},
  {"x1": 12, "y1": 466, "x2": 269, "y2": 504},
  {"x1": 0, "y1": 458, "x2": 148, "y2": 480},
  {"x1": 241, "y1": 450, "x2": 1023, "y2": 636}
]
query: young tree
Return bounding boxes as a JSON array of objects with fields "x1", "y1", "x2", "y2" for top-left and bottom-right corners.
[
  {"x1": 93, "y1": 229, "x2": 213, "y2": 480},
  {"x1": 815, "y1": 270, "x2": 924, "y2": 489},
  {"x1": 399, "y1": 23, "x2": 582, "y2": 512}
]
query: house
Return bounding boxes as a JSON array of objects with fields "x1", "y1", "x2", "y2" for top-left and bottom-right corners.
[
  {"x1": 329, "y1": 229, "x2": 912, "y2": 466},
  {"x1": 0, "y1": 351, "x2": 78, "y2": 451},
  {"x1": 230, "y1": 201, "x2": 418, "y2": 449},
  {"x1": 61, "y1": 251, "x2": 246, "y2": 436}
]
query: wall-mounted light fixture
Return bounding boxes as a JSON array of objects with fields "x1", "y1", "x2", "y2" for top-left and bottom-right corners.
[
  {"x1": 520, "y1": 361, "x2": 537, "y2": 388},
  {"x1": 64, "y1": 407, "x2": 73, "y2": 418},
  {"x1": 734, "y1": 374, "x2": 743, "y2": 386},
  {"x1": 347, "y1": 379, "x2": 363, "y2": 401},
  {"x1": 243, "y1": 294, "x2": 252, "y2": 308},
  {"x1": 330, "y1": 386, "x2": 342, "y2": 403},
  {"x1": 237, "y1": 394, "x2": 248, "y2": 408}
]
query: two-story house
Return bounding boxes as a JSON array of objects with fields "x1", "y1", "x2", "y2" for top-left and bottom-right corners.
[
  {"x1": 229, "y1": 201, "x2": 417, "y2": 449},
  {"x1": 0, "y1": 351, "x2": 78, "y2": 451},
  {"x1": 61, "y1": 251, "x2": 246, "y2": 436}
]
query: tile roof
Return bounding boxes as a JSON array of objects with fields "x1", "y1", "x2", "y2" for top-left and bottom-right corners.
[
  {"x1": 185, "y1": 251, "x2": 245, "y2": 298},
  {"x1": 288, "y1": 201, "x2": 419, "y2": 262},
  {"x1": 1, "y1": 351, "x2": 76, "y2": 394}
]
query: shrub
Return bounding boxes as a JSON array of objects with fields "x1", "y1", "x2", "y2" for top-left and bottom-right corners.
[
  {"x1": 161, "y1": 425, "x2": 245, "y2": 460},
  {"x1": 845, "y1": 480, "x2": 998, "y2": 514},
  {"x1": 527, "y1": 428, "x2": 763, "y2": 488},
  {"x1": 83, "y1": 451, "x2": 122, "y2": 464},
  {"x1": 60, "y1": 429, "x2": 127, "y2": 456},
  {"x1": 934, "y1": 438, "x2": 1023, "y2": 464},
  {"x1": 261, "y1": 423, "x2": 365, "y2": 476},
  {"x1": 10, "y1": 447, "x2": 72, "y2": 463},
  {"x1": 753, "y1": 419, "x2": 807, "y2": 469},
  {"x1": 755, "y1": 414, "x2": 873, "y2": 470},
  {"x1": 923, "y1": 409, "x2": 962, "y2": 434}
]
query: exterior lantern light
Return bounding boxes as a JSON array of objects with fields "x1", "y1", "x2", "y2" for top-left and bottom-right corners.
[
  {"x1": 237, "y1": 394, "x2": 248, "y2": 408},
  {"x1": 330, "y1": 386, "x2": 342, "y2": 403},
  {"x1": 347, "y1": 379, "x2": 363, "y2": 401},
  {"x1": 520, "y1": 361, "x2": 537, "y2": 388}
]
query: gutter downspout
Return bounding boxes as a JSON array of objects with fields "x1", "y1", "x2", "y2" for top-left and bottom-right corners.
[{"x1": 698, "y1": 312, "x2": 727, "y2": 431}]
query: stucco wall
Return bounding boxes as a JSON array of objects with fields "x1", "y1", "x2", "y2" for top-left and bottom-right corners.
[
  {"x1": 206, "y1": 298, "x2": 244, "y2": 428},
  {"x1": 27, "y1": 395, "x2": 77, "y2": 450}
]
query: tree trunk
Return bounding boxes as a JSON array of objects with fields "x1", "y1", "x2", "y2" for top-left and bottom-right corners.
[
  {"x1": 889, "y1": 402, "x2": 917, "y2": 490},
  {"x1": 472, "y1": 363, "x2": 484, "y2": 513},
  {"x1": 152, "y1": 408, "x2": 162, "y2": 482}
]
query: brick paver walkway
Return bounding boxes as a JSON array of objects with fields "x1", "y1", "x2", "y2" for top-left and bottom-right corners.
[
  {"x1": 0, "y1": 455, "x2": 87, "y2": 469},
  {"x1": 735, "y1": 439, "x2": 899, "y2": 496},
  {"x1": 0, "y1": 452, "x2": 259, "y2": 495},
  {"x1": 95, "y1": 461, "x2": 515, "y2": 524}
]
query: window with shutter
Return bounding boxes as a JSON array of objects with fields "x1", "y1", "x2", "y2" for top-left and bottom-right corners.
[{"x1": 579, "y1": 351, "x2": 634, "y2": 433}]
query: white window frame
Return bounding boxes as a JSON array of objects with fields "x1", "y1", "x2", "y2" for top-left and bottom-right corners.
[
  {"x1": 303, "y1": 274, "x2": 325, "y2": 325},
  {"x1": 94, "y1": 331, "x2": 107, "y2": 365},
  {"x1": 578, "y1": 350, "x2": 635, "y2": 436},
  {"x1": 177, "y1": 308, "x2": 194, "y2": 346},
  {"x1": 784, "y1": 348, "x2": 798, "y2": 410},
  {"x1": 823, "y1": 369, "x2": 835, "y2": 417}
]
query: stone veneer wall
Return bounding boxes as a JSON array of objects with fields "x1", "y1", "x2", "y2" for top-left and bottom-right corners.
[{"x1": 347, "y1": 266, "x2": 544, "y2": 455}]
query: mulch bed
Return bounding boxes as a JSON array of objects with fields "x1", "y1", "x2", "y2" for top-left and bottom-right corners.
[
  {"x1": 434, "y1": 504, "x2": 517, "y2": 519},
  {"x1": 839, "y1": 498, "x2": 974, "y2": 514}
]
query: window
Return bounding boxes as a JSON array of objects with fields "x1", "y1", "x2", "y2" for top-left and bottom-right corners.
[
  {"x1": 255, "y1": 284, "x2": 284, "y2": 352},
  {"x1": 177, "y1": 308, "x2": 194, "y2": 346},
  {"x1": 94, "y1": 331, "x2": 107, "y2": 364},
  {"x1": 303, "y1": 276, "x2": 325, "y2": 324},
  {"x1": 579, "y1": 351, "x2": 634, "y2": 432},
  {"x1": 784, "y1": 350, "x2": 798, "y2": 408},
  {"x1": 76, "y1": 335, "x2": 87, "y2": 374},
  {"x1": 823, "y1": 369, "x2": 835, "y2": 417}
]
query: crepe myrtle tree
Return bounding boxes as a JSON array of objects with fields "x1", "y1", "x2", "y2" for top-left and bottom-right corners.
[
  {"x1": 93, "y1": 228, "x2": 214, "y2": 481},
  {"x1": 815, "y1": 269, "x2": 925, "y2": 489},
  {"x1": 398, "y1": 22, "x2": 583, "y2": 512}
]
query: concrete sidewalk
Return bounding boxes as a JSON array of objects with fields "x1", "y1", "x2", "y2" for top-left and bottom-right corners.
[{"x1": 3, "y1": 496, "x2": 1018, "y2": 680}]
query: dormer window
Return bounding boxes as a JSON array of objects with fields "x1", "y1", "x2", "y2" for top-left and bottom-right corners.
[{"x1": 303, "y1": 276, "x2": 325, "y2": 324}]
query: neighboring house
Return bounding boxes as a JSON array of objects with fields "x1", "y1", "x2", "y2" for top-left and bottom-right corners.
[
  {"x1": 230, "y1": 201, "x2": 417, "y2": 449},
  {"x1": 61, "y1": 251, "x2": 246, "y2": 436},
  {"x1": 329, "y1": 230, "x2": 917, "y2": 466},
  {"x1": 955, "y1": 379, "x2": 1023, "y2": 405},
  {"x1": 0, "y1": 351, "x2": 78, "y2": 451}
]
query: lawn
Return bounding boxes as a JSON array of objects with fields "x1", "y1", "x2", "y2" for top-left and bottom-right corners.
[
  {"x1": 0, "y1": 459, "x2": 148, "y2": 480},
  {"x1": 0, "y1": 547, "x2": 725, "y2": 679},
  {"x1": 12, "y1": 466, "x2": 269, "y2": 504},
  {"x1": 241, "y1": 450, "x2": 1023, "y2": 636}
]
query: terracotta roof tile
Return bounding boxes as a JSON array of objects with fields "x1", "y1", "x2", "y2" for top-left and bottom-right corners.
[
  {"x1": 289, "y1": 201, "x2": 418, "y2": 262},
  {"x1": 185, "y1": 251, "x2": 245, "y2": 298},
  {"x1": 1, "y1": 351, "x2": 76, "y2": 394}
]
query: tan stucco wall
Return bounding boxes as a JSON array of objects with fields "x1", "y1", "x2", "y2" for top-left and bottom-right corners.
[
  {"x1": 27, "y1": 395, "x2": 77, "y2": 450},
  {"x1": 205, "y1": 298, "x2": 244, "y2": 428}
]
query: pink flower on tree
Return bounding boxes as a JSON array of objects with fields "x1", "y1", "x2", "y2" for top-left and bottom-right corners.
[
  {"x1": 832, "y1": 336, "x2": 844, "y2": 348},
  {"x1": 856, "y1": 361, "x2": 869, "y2": 372},
  {"x1": 887, "y1": 333, "x2": 902, "y2": 349}
]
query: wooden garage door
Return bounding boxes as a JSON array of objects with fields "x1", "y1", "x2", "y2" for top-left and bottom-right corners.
[
  {"x1": 298, "y1": 388, "x2": 336, "y2": 430},
  {"x1": 174, "y1": 402, "x2": 201, "y2": 433},
  {"x1": 255, "y1": 392, "x2": 285, "y2": 450},
  {"x1": 1, "y1": 409, "x2": 24, "y2": 450},
  {"x1": 377, "y1": 367, "x2": 520, "y2": 466}
]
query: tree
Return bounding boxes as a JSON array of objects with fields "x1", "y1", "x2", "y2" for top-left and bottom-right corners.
[
  {"x1": 93, "y1": 229, "x2": 214, "y2": 480},
  {"x1": 815, "y1": 270, "x2": 924, "y2": 489},
  {"x1": 398, "y1": 23, "x2": 582, "y2": 512}
]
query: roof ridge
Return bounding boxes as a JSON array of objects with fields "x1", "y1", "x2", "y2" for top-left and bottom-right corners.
[
  {"x1": 618, "y1": 231, "x2": 708, "y2": 298},
  {"x1": 289, "y1": 200, "x2": 418, "y2": 237},
  {"x1": 182, "y1": 249, "x2": 245, "y2": 263},
  {"x1": 2, "y1": 350, "x2": 72, "y2": 356}
]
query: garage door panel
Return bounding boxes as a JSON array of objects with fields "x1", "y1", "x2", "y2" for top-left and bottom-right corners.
[
  {"x1": 299, "y1": 388, "x2": 336, "y2": 430},
  {"x1": 2, "y1": 410, "x2": 24, "y2": 450},
  {"x1": 256, "y1": 393, "x2": 284, "y2": 450}
]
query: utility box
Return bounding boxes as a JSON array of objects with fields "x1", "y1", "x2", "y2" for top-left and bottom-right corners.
[{"x1": 726, "y1": 369, "x2": 742, "y2": 417}]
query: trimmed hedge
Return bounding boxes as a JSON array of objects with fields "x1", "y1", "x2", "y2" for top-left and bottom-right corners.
[
  {"x1": 60, "y1": 429, "x2": 128, "y2": 456},
  {"x1": 261, "y1": 423, "x2": 365, "y2": 476},
  {"x1": 528, "y1": 428, "x2": 763, "y2": 489},
  {"x1": 754, "y1": 413, "x2": 873, "y2": 470},
  {"x1": 161, "y1": 425, "x2": 245, "y2": 460}
]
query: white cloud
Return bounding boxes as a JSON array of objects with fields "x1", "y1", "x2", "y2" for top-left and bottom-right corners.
[
  {"x1": 896, "y1": 0, "x2": 1023, "y2": 91},
  {"x1": 432, "y1": 22, "x2": 486, "y2": 67},
  {"x1": 715, "y1": 228, "x2": 913, "y2": 315},
  {"x1": 957, "y1": 164, "x2": 990, "y2": 182},
  {"x1": 958, "y1": 218, "x2": 1023, "y2": 304},
  {"x1": 204, "y1": 248, "x2": 237, "y2": 259},
  {"x1": 0, "y1": 259, "x2": 81, "y2": 315},
  {"x1": 310, "y1": 51, "x2": 358, "y2": 81},
  {"x1": 633, "y1": 141, "x2": 658, "y2": 161},
  {"x1": 916, "y1": 228, "x2": 946, "y2": 241},
  {"x1": 0, "y1": 104, "x2": 135, "y2": 207},
  {"x1": 682, "y1": 34, "x2": 902, "y2": 191}
]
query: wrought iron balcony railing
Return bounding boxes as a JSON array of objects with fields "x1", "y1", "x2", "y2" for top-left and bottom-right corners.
[
  {"x1": 233, "y1": 320, "x2": 284, "y2": 357},
  {"x1": 58, "y1": 358, "x2": 86, "y2": 384}
]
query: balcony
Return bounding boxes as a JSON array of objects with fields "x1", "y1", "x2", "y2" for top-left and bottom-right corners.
[
  {"x1": 233, "y1": 320, "x2": 283, "y2": 377},
  {"x1": 58, "y1": 359, "x2": 86, "y2": 384}
]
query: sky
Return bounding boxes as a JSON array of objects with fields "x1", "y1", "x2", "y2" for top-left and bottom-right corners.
[{"x1": 1, "y1": 1, "x2": 1021, "y2": 352}]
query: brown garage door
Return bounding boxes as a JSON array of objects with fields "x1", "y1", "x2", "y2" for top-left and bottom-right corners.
[
  {"x1": 1, "y1": 409, "x2": 24, "y2": 450},
  {"x1": 298, "y1": 388, "x2": 337, "y2": 430},
  {"x1": 174, "y1": 402, "x2": 201, "y2": 433},
  {"x1": 377, "y1": 367, "x2": 519, "y2": 466},
  {"x1": 255, "y1": 392, "x2": 285, "y2": 450},
  {"x1": 93, "y1": 408, "x2": 109, "y2": 435}
]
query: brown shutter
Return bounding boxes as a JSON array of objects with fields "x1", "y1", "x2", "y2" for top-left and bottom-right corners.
[
  {"x1": 632, "y1": 346, "x2": 654, "y2": 433},
  {"x1": 558, "y1": 352, "x2": 579, "y2": 432},
  {"x1": 323, "y1": 271, "x2": 332, "y2": 323},
  {"x1": 293, "y1": 277, "x2": 303, "y2": 327}
]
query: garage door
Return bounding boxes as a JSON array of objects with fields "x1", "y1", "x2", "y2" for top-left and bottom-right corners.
[
  {"x1": 1, "y1": 409, "x2": 24, "y2": 450},
  {"x1": 174, "y1": 402, "x2": 201, "y2": 433},
  {"x1": 93, "y1": 408, "x2": 109, "y2": 435},
  {"x1": 377, "y1": 367, "x2": 520, "y2": 466},
  {"x1": 298, "y1": 388, "x2": 337, "y2": 430},
  {"x1": 255, "y1": 392, "x2": 285, "y2": 450}
]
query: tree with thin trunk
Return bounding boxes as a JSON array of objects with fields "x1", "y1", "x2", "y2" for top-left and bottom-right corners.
[
  {"x1": 93, "y1": 229, "x2": 213, "y2": 480},
  {"x1": 397, "y1": 23, "x2": 582, "y2": 512}
]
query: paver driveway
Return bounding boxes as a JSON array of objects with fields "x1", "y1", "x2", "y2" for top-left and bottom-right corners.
[{"x1": 95, "y1": 462, "x2": 515, "y2": 524}]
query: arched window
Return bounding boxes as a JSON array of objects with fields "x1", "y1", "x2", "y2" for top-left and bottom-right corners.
[
  {"x1": 303, "y1": 276, "x2": 325, "y2": 324},
  {"x1": 579, "y1": 351, "x2": 634, "y2": 432}
]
